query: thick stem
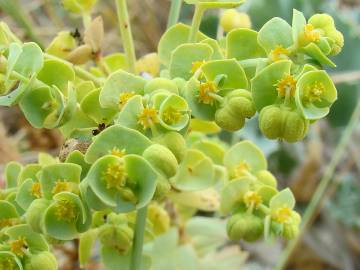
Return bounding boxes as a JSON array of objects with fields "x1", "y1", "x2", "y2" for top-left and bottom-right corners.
[
  {"x1": 188, "y1": 4, "x2": 205, "y2": 43},
  {"x1": 115, "y1": 0, "x2": 137, "y2": 74},
  {"x1": 130, "y1": 206, "x2": 148, "y2": 270},
  {"x1": 167, "y1": 0, "x2": 183, "y2": 29},
  {"x1": 44, "y1": 53, "x2": 103, "y2": 87},
  {"x1": 274, "y1": 99, "x2": 360, "y2": 270}
]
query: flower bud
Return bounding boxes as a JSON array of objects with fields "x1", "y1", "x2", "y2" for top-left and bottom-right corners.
[
  {"x1": 143, "y1": 144, "x2": 178, "y2": 178},
  {"x1": 24, "y1": 252, "x2": 57, "y2": 270},
  {"x1": 259, "y1": 105, "x2": 309, "y2": 143},
  {"x1": 66, "y1": 44, "x2": 93, "y2": 65},
  {"x1": 46, "y1": 31, "x2": 77, "y2": 59},
  {"x1": 226, "y1": 213, "x2": 263, "y2": 242}
]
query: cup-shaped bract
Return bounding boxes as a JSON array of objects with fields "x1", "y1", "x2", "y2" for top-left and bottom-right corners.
[
  {"x1": 84, "y1": 124, "x2": 152, "y2": 163},
  {"x1": 170, "y1": 149, "x2": 216, "y2": 191},
  {"x1": 43, "y1": 192, "x2": 89, "y2": 240},
  {"x1": 0, "y1": 200, "x2": 19, "y2": 229},
  {"x1": 99, "y1": 70, "x2": 146, "y2": 110},
  {"x1": 158, "y1": 23, "x2": 208, "y2": 66},
  {"x1": 4, "y1": 162, "x2": 22, "y2": 189},
  {"x1": 169, "y1": 43, "x2": 213, "y2": 80},
  {"x1": 295, "y1": 70, "x2": 337, "y2": 120},
  {"x1": 158, "y1": 94, "x2": 190, "y2": 131},
  {"x1": 84, "y1": 155, "x2": 157, "y2": 213},
  {"x1": 39, "y1": 163, "x2": 82, "y2": 199},
  {"x1": 223, "y1": 140, "x2": 267, "y2": 179}
]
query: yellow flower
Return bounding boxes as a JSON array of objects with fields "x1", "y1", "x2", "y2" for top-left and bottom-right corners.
[
  {"x1": 303, "y1": 81, "x2": 325, "y2": 103},
  {"x1": 162, "y1": 106, "x2": 182, "y2": 125},
  {"x1": 303, "y1": 24, "x2": 320, "y2": 43},
  {"x1": 118, "y1": 92, "x2": 135, "y2": 109},
  {"x1": 270, "y1": 45, "x2": 289, "y2": 62},
  {"x1": 55, "y1": 200, "x2": 77, "y2": 222},
  {"x1": 275, "y1": 74, "x2": 297, "y2": 98},
  {"x1": 52, "y1": 180, "x2": 71, "y2": 195},
  {"x1": 198, "y1": 81, "x2": 217, "y2": 105},
  {"x1": 273, "y1": 206, "x2": 292, "y2": 224},
  {"x1": 102, "y1": 161, "x2": 127, "y2": 190},
  {"x1": 138, "y1": 107, "x2": 158, "y2": 129},
  {"x1": 31, "y1": 182, "x2": 42, "y2": 198},
  {"x1": 244, "y1": 191, "x2": 262, "y2": 209}
]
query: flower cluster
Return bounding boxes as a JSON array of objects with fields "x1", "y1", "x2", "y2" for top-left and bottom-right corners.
[{"x1": 0, "y1": 0, "x2": 343, "y2": 268}]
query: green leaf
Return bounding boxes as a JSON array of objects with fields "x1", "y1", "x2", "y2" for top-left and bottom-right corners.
[
  {"x1": 4, "y1": 161, "x2": 22, "y2": 188},
  {"x1": 81, "y1": 88, "x2": 118, "y2": 124},
  {"x1": 191, "y1": 140, "x2": 224, "y2": 165},
  {"x1": 39, "y1": 163, "x2": 82, "y2": 199},
  {"x1": 79, "y1": 229, "x2": 99, "y2": 268},
  {"x1": 6, "y1": 224, "x2": 49, "y2": 253},
  {"x1": 59, "y1": 107, "x2": 97, "y2": 138},
  {"x1": 226, "y1": 28, "x2": 266, "y2": 60},
  {"x1": 12, "y1": 42, "x2": 43, "y2": 78},
  {"x1": 85, "y1": 125, "x2": 152, "y2": 163},
  {"x1": 200, "y1": 38, "x2": 224, "y2": 59},
  {"x1": 17, "y1": 164, "x2": 42, "y2": 185},
  {"x1": 99, "y1": 70, "x2": 146, "y2": 110},
  {"x1": 15, "y1": 178, "x2": 38, "y2": 210},
  {"x1": 220, "y1": 177, "x2": 251, "y2": 214},
  {"x1": 65, "y1": 150, "x2": 92, "y2": 179},
  {"x1": 169, "y1": 43, "x2": 213, "y2": 80},
  {"x1": 170, "y1": 149, "x2": 215, "y2": 191},
  {"x1": 258, "y1": 18, "x2": 293, "y2": 53},
  {"x1": 37, "y1": 59, "x2": 75, "y2": 93},
  {"x1": 158, "y1": 23, "x2": 208, "y2": 66},
  {"x1": 202, "y1": 59, "x2": 248, "y2": 90},
  {"x1": 223, "y1": 140, "x2": 267, "y2": 176},
  {"x1": 0, "y1": 200, "x2": 19, "y2": 219},
  {"x1": 302, "y1": 43, "x2": 336, "y2": 67},
  {"x1": 103, "y1": 53, "x2": 128, "y2": 72},
  {"x1": 0, "y1": 76, "x2": 36, "y2": 106},
  {"x1": 251, "y1": 60, "x2": 292, "y2": 111},
  {"x1": 269, "y1": 188, "x2": 295, "y2": 210},
  {"x1": 295, "y1": 70, "x2": 337, "y2": 120},
  {"x1": 292, "y1": 9, "x2": 306, "y2": 47}
]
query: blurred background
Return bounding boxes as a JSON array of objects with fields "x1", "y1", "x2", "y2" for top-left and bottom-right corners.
[{"x1": 0, "y1": 0, "x2": 360, "y2": 269}]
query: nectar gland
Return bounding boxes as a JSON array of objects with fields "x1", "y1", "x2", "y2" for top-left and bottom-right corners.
[
  {"x1": 52, "y1": 180, "x2": 71, "y2": 195},
  {"x1": 118, "y1": 92, "x2": 135, "y2": 109},
  {"x1": 275, "y1": 74, "x2": 297, "y2": 98},
  {"x1": 109, "y1": 147, "x2": 126, "y2": 158},
  {"x1": 162, "y1": 106, "x2": 182, "y2": 125},
  {"x1": 244, "y1": 191, "x2": 262, "y2": 209},
  {"x1": 138, "y1": 107, "x2": 158, "y2": 129},
  {"x1": 31, "y1": 182, "x2": 42, "y2": 198},
  {"x1": 233, "y1": 161, "x2": 250, "y2": 178},
  {"x1": 55, "y1": 200, "x2": 77, "y2": 222},
  {"x1": 303, "y1": 81, "x2": 325, "y2": 103},
  {"x1": 273, "y1": 206, "x2": 292, "y2": 224},
  {"x1": 270, "y1": 45, "x2": 289, "y2": 62},
  {"x1": 198, "y1": 81, "x2": 218, "y2": 105},
  {"x1": 303, "y1": 24, "x2": 320, "y2": 43},
  {"x1": 10, "y1": 237, "x2": 28, "y2": 257}
]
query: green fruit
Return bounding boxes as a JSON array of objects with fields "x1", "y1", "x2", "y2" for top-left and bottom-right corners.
[
  {"x1": 227, "y1": 212, "x2": 263, "y2": 242},
  {"x1": 259, "y1": 105, "x2": 309, "y2": 143},
  {"x1": 153, "y1": 132, "x2": 187, "y2": 162}
]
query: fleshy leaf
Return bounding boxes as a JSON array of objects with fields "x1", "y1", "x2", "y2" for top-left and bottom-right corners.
[
  {"x1": 302, "y1": 43, "x2": 336, "y2": 67},
  {"x1": 269, "y1": 188, "x2": 295, "y2": 210},
  {"x1": 4, "y1": 161, "x2": 22, "y2": 188}
]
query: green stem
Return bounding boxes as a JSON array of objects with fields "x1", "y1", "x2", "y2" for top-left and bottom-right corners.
[
  {"x1": 188, "y1": 4, "x2": 205, "y2": 42},
  {"x1": 274, "y1": 100, "x2": 360, "y2": 270},
  {"x1": 130, "y1": 206, "x2": 148, "y2": 270},
  {"x1": 167, "y1": 0, "x2": 183, "y2": 29},
  {"x1": 44, "y1": 53, "x2": 103, "y2": 87},
  {"x1": 115, "y1": 0, "x2": 137, "y2": 74}
]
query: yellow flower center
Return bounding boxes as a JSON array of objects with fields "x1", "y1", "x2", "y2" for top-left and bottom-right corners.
[
  {"x1": 191, "y1": 60, "x2": 206, "y2": 74},
  {"x1": 31, "y1": 182, "x2": 42, "y2": 198},
  {"x1": 273, "y1": 206, "x2": 292, "y2": 224},
  {"x1": 102, "y1": 161, "x2": 127, "y2": 190},
  {"x1": 118, "y1": 92, "x2": 135, "y2": 109},
  {"x1": 52, "y1": 180, "x2": 71, "y2": 195},
  {"x1": 162, "y1": 106, "x2": 182, "y2": 125},
  {"x1": 10, "y1": 237, "x2": 28, "y2": 257},
  {"x1": 275, "y1": 74, "x2": 297, "y2": 98},
  {"x1": 244, "y1": 191, "x2": 262, "y2": 209},
  {"x1": 109, "y1": 147, "x2": 126, "y2": 158},
  {"x1": 0, "y1": 219, "x2": 14, "y2": 228},
  {"x1": 304, "y1": 81, "x2": 325, "y2": 103},
  {"x1": 304, "y1": 24, "x2": 320, "y2": 43},
  {"x1": 198, "y1": 81, "x2": 217, "y2": 105},
  {"x1": 233, "y1": 161, "x2": 250, "y2": 178},
  {"x1": 270, "y1": 45, "x2": 289, "y2": 62},
  {"x1": 138, "y1": 107, "x2": 158, "y2": 129},
  {"x1": 55, "y1": 200, "x2": 77, "y2": 222}
]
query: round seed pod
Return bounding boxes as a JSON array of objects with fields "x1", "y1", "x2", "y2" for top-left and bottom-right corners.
[
  {"x1": 143, "y1": 144, "x2": 178, "y2": 178},
  {"x1": 226, "y1": 212, "x2": 263, "y2": 242},
  {"x1": 24, "y1": 251, "x2": 57, "y2": 270},
  {"x1": 152, "y1": 132, "x2": 187, "y2": 163}
]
